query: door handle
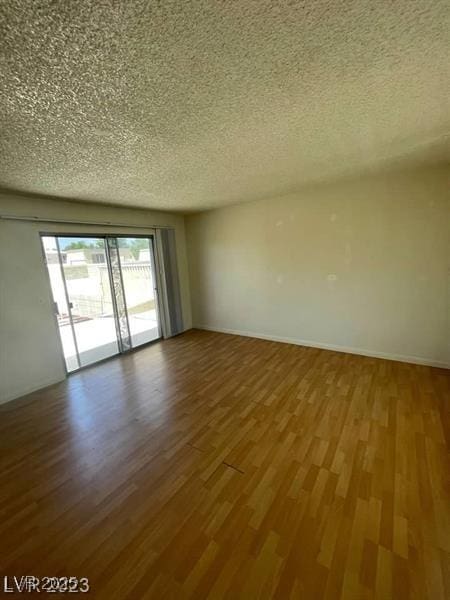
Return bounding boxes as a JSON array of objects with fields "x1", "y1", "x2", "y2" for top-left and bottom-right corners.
[{"x1": 54, "y1": 302, "x2": 59, "y2": 315}]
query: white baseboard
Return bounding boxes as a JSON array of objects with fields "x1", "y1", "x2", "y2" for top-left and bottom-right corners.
[
  {"x1": 194, "y1": 325, "x2": 450, "y2": 369},
  {"x1": 0, "y1": 375, "x2": 64, "y2": 406}
]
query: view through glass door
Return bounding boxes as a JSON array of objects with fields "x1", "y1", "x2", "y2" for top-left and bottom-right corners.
[
  {"x1": 41, "y1": 234, "x2": 161, "y2": 372},
  {"x1": 117, "y1": 237, "x2": 160, "y2": 347}
]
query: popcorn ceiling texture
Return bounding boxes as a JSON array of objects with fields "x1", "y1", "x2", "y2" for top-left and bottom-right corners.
[{"x1": 0, "y1": 1, "x2": 449, "y2": 212}]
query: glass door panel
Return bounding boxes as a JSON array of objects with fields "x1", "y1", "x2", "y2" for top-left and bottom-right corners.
[
  {"x1": 57, "y1": 237, "x2": 119, "y2": 367},
  {"x1": 117, "y1": 237, "x2": 161, "y2": 347},
  {"x1": 42, "y1": 236, "x2": 79, "y2": 372}
]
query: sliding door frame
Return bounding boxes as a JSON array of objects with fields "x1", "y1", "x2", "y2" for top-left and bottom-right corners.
[
  {"x1": 148, "y1": 235, "x2": 163, "y2": 340},
  {"x1": 40, "y1": 231, "x2": 163, "y2": 374},
  {"x1": 105, "y1": 236, "x2": 132, "y2": 353},
  {"x1": 54, "y1": 236, "x2": 82, "y2": 370}
]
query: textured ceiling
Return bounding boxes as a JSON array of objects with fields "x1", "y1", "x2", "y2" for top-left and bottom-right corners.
[{"x1": 1, "y1": 1, "x2": 449, "y2": 212}]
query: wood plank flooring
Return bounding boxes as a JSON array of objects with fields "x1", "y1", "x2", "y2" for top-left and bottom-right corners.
[{"x1": 1, "y1": 329, "x2": 449, "y2": 599}]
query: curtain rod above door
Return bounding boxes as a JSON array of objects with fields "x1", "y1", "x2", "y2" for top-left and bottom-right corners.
[{"x1": 0, "y1": 214, "x2": 175, "y2": 230}]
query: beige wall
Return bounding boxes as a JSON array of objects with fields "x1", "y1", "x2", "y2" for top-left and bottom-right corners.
[
  {"x1": 186, "y1": 167, "x2": 450, "y2": 367},
  {"x1": 0, "y1": 193, "x2": 192, "y2": 403}
]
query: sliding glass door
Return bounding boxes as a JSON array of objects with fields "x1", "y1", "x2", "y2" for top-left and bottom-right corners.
[
  {"x1": 118, "y1": 237, "x2": 160, "y2": 347},
  {"x1": 42, "y1": 234, "x2": 161, "y2": 373}
]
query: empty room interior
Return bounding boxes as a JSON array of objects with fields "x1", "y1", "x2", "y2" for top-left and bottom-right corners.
[{"x1": 0, "y1": 2, "x2": 449, "y2": 599}]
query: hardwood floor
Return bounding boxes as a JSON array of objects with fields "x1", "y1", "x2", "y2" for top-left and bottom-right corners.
[{"x1": 1, "y1": 329, "x2": 449, "y2": 599}]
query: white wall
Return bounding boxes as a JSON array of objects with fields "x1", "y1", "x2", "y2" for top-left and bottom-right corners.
[
  {"x1": 186, "y1": 167, "x2": 450, "y2": 368},
  {"x1": 0, "y1": 193, "x2": 192, "y2": 403}
]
